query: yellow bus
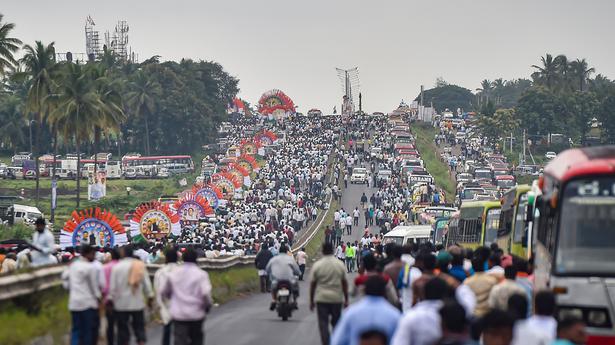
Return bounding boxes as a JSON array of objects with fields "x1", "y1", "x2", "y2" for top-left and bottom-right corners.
[
  {"x1": 446, "y1": 200, "x2": 501, "y2": 249},
  {"x1": 496, "y1": 185, "x2": 531, "y2": 258}
]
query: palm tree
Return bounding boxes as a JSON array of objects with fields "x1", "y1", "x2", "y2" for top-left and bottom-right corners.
[
  {"x1": 531, "y1": 54, "x2": 559, "y2": 89},
  {"x1": 87, "y1": 63, "x2": 126, "y2": 175},
  {"x1": 0, "y1": 95, "x2": 26, "y2": 153},
  {"x1": 492, "y1": 78, "x2": 506, "y2": 105},
  {"x1": 476, "y1": 79, "x2": 493, "y2": 106},
  {"x1": 0, "y1": 14, "x2": 22, "y2": 74},
  {"x1": 569, "y1": 58, "x2": 595, "y2": 92},
  {"x1": 20, "y1": 41, "x2": 57, "y2": 206},
  {"x1": 126, "y1": 70, "x2": 161, "y2": 155},
  {"x1": 48, "y1": 63, "x2": 101, "y2": 208}
]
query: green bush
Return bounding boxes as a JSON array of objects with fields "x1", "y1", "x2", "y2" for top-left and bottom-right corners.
[{"x1": 0, "y1": 223, "x2": 34, "y2": 241}]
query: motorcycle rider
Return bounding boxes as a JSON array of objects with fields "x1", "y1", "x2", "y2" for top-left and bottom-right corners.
[{"x1": 266, "y1": 243, "x2": 301, "y2": 311}]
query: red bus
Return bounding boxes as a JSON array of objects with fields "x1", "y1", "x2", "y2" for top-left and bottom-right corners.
[
  {"x1": 531, "y1": 146, "x2": 615, "y2": 344},
  {"x1": 121, "y1": 155, "x2": 194, "y2": 172}
]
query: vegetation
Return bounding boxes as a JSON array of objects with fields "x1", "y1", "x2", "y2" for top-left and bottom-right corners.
[
  {"x1": 0, "y1": 222, "x2": 33, "y2": 241},
  {"x1": 414, "y1": 82, "x2": 474, "y2": 113},
  {"x1": 412, "y1": 124, "x2": 456, "y2": 200}
]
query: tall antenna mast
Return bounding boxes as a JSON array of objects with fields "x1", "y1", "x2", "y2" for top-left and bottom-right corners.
[
  {"x1": 336, "y1": 67, "x2": 360, "y2": 116},
  {"x1": 85, "y1": 15, "x2": 101, "y2": 61}
]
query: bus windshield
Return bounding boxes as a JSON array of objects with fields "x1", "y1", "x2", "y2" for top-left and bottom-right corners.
[
  {"x1": 484, "y1": 208, "x2": 501, "y2": 246},
  {"x1": 556, "y1": 178, "x2": 615, "y2": 276}
]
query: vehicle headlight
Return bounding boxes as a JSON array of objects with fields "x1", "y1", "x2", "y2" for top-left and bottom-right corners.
[
  {"x1": 587, "y1": 310, "x2": 609, "y2": 327},
  {"x1": 559, "y1": 307, "x2": 583, "y2": 320}
]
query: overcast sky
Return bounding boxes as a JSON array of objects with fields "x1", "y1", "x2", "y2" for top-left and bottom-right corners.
[{"x1": 4, "y1": 0, "x2": 615, "y2": 113}]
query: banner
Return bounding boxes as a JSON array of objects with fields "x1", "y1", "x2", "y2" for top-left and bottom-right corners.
[{"x1": 88, "y1": 171, "x2": 107, "y2": 201}]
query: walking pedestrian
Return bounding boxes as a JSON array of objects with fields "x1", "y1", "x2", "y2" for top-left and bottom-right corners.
[
  {"x1": 162, "y1": 248, "x2": 213, "y2": 345},
  {"x1": 110, "y1": 245, "x2": 154, "y2": 345},
  {"x1": 102, "y1": 248, "x2": 120, "y2": 345},
  {"x1": 331, "y1": 275, "x2": 401, "y2": 345},
  {"x1": 154, "y1": 248, "x2": 179, "y2": 345},
  {"x1": 310, "y1": 242, "x2": 349, "y2": 345},
  {"x1": 255, "y1": 244, "x2": 273, "y2": 293},
  {"x1": 345, "y1": 242, "x2": 355, "y2": 273},
  {"x1": 62, "y1": 245, "x2": 101, "y2": 345},
  {"x1": 295, "y1": 247, "x2": 308, "y2": 281}
]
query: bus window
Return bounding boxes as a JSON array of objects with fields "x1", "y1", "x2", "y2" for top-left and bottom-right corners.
[
  {"x1": 484, "y1": 208, "x2": 501, "y2": 246},
  {"x1": 513, "y1": 193, "x2": 528, "y2": 244},
  {"x1": 555, "y1": 178, "x2": 615, "y2": 275}
]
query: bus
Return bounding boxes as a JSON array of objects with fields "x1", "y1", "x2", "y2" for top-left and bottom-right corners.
[
  {"x1": 531, "y1": 146, "x2": 615, "y2": 343},
  {"x1": 496, "y1": 184, "x2": 531, "y2": 258},
  {"x1": 446, "y1": 200, "x2": 500, "y2": 249},
  {"x1": 121, "y1": 155, "x2": 194, "y2": 172}
]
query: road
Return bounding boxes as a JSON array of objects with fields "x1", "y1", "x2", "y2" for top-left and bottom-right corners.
[{"x1": 146, "y1": 170, "x2": 378, "y2": 345}]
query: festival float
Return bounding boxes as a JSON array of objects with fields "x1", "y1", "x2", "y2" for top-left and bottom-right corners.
[
  {"x1": 228, "y1": 97, "x2": 247, "y2": 115},
  {"x1": 254, "y1": 130, "x2": 278, "y2": 146},
  {"x1": 130, "y1": 201, "x2": 181, "y2": 243},
  {"x1": 239, "y1": 139, "x2": 262, "y2": 157},
  {"x1": 192, "y1": 183, "x2": 225, "y2": 209},
  {"x1": 211, "y1": 172, "x2": 243, "y2": 200},
  {"x1": 224, "y1": 162, "x2": 252, "y2": 188},
  {"x1": 258, "y1": 89, "x2": 295, "y2": 120},
  {"x1": 173, "y1": 193, "x2": 215, "y2": 227},
  {"x1": 236, "y1": 154, "x2": 260, "y2": 174},
  {"x1": 60, "y1": 208, "x2": 127, "y2": 249}
]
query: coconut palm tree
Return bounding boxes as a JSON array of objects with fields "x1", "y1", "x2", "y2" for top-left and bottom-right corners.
[
  {"x1": 569, "y1": 58, "x2": 595, "y2": 92},
  {"x1": 492, "y1": 78, "x2": 506, "y2": 105},
  {"x1": 48, "y1": 63, "x2": 102, "y2": 208},
  {"x1": 476, "y1": 79, "x2": 493, "y2": 106},
  {"x1": 0, "y1": 14, "x2": 22, "y2": 74},
  {"x1": 0, "y1": 95, "x2": 25, "y2": 153},
  {"x1": 126, "y1": 70, "x2": 161, "y2": 155},
  {"x1": 87, "y1": 63, "x2": 126, "y2": 175},
  {"x1": 20, "y1": 41, "x2": 57, "y2": 206},
  {"x1": 531, "y1": 54, "x2": 559, "y2": 89}
]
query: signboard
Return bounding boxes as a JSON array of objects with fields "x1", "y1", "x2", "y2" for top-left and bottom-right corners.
[{"x1": 408, "y1": 174, "x2": 434, "y2": 184}]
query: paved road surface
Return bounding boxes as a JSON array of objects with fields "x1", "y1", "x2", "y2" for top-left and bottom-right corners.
[{"x1": 146, "y1": 170, "x2": 379, "y2": 345}]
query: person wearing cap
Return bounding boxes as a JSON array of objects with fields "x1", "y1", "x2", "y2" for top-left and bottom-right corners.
[{"x1": 31, "y1": 217, "x2": 57, "y2": 267}]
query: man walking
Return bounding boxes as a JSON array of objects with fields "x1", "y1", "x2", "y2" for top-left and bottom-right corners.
[
  {"x1": 295, "y1": 247, "x2": 308, "y2": 281},
  {"x1": 110, "y1": 245, "x2": 154, "y2": 345},
  {"x1": 154, "y1": 248, "x2": 178, "y2": 345},
  {"x1": 162, "y1": 248, "x2": 212, "y2": 345},
  {"x1": 255, "y1": 245, "x2": 273, "y2": 293},
  {"x1": 62, "y1": 245, "x2": 101, "y2": 345},
  {"x1": 310, "y1": 242, "x2": 348, "y2": 345},
  {"x1": 31, "y1": 218, "x2": 56, "y2": 267}
]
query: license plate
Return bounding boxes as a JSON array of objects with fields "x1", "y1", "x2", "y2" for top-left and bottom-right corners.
[{"x1": 278, "y1": 289, "x2": 290, "y2": 296}]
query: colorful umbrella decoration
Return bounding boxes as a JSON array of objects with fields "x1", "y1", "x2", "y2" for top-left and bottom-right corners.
[
  {"x1": 239, "y1": 139, "x2": 262, "y2": 156},
  {"x1": 258, "y1": 89, "x2": 295, "y2": 116},
  {"x1": 236, "y1": 154, "x2": 260, "y2": 174},
  {"x1": 211, "y1": 172, "x2": 242, "y2": 200},
  {"x1": 173, "y1": 193, "x2": 215, "y2": 227},
  {"x1": 254, "y1": 130, "x2": 278, "y2": 146},
  {"x1": 192, "y1": 183, "x2": 224, "y2": 209},
  {"x1": 130, "y1": 201, "x2": 181, "y2": 243},
  {"x1": 225, "y1": 162, "x2": 251, "y2": 188},
  {"x1": 60, "y1": 207, "x2": 127, "y2": 249}
]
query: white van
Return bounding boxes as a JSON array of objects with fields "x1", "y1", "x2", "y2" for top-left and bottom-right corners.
[
  {"x1": 9, "y1": 204, "x2": 43, "y2": 225},
  {"x1": 106, "y1": 161, "x2": 122, "y2": 179},
  {"x1": 383, "y1": 225, "x2": 432, "y2": 246}
]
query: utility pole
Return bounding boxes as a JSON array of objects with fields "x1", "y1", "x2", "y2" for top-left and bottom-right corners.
[
  {"x1": 510, "y1": 132, "x2": 513, "y2": 154},
  {"x1": 359, "y1": 92, "x2": 362, "y2": 114},
  {"x1": 522, "y1": 129, "x2": 527, "y2": 165}
]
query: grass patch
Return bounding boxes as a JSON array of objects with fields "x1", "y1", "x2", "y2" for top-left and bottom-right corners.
[
  {"x1": 0, "y1": 223, "x2": 33, "y2": 241},
  {"x1": 0, "y1": 287, "x2": 70, "y2": 345},
  {"x1": 207, "y1": 266, "x2": 259, "y2": 304},
  {"x1": 412, "y1": 124, "x2": 456, "y2": 200}
]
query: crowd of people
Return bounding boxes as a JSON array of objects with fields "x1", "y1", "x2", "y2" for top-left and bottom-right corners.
[{"x1": 308, "y1": 240, "x2": 588, "y2": 345}]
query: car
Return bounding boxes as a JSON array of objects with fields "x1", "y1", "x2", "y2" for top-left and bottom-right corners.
[
  {"x1": 545, "y1": 151, "x2": 557, "y2": 160},
  {"x1": 350, "y1": 167, "x2": 368, "y2": 184}
]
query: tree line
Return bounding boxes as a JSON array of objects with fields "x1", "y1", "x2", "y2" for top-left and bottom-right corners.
[
  {"x1": 416, "y1": 53, "x2": 615, "y2": 146},
  {"x1": 0, "y1": 14, "x2": 238, "y2": 208}
]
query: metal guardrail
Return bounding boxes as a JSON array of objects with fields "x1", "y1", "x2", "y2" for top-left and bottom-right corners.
[{"x1": 0, "y1": 256, "x2": 256, "y2": 301}]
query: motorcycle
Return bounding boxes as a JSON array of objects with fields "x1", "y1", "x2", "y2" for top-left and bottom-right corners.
[{"x1": 275, "y1": 280, "x2": 293, "y2": 321}]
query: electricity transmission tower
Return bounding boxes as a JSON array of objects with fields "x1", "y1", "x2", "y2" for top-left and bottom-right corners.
[{"x1": 336, "y1": 67, "x2": 360, "y2": 115}]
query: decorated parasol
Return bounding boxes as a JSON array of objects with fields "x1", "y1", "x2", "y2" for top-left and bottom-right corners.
[
  {"x1": 60, "y1": 207, "x2": 127, "y2": 249},
  {"x1": 239, "y1": 139, "x2": 262, "y2": 156},
  {"x1": 173, "y1": 193, "x2": 215, "y2": 227},
  {"x1": 211, "y1": 172, "x2": 242, "y2": 200},
  {"x1": 192, "y1": 183, "x2": 225, "y2": 209},
  {"x1": 257, "y1": 89, "x2": 295, "y2": 118},
  {"x1": 236, "y1": 154, "x2": 260, "y2": 174},
  {"x1": 254, "y1": 130, "x2": 278, "y2": 146},
  {"x1": 130, "y1": 201, "x2": 181, "y2": 243},
  {"x1": 224, "y1": 162, "x2": 252, "y2": 188}
]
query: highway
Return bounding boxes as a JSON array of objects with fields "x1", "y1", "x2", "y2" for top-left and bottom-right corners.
[{"x1": 146, "y1": 175, "x2": 377, "y2": 345}]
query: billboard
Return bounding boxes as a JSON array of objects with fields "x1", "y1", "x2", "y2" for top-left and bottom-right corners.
[{"x1": 88, "y1": 171, "x2": 107, "y2": 201}]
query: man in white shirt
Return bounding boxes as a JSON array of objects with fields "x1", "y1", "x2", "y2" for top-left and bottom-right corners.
[
  {"x1": 391, "y1": 277, "x2": 447, "y2": 345},
  {"x1": 31, "y1": 218, "x2": 56, "y2": 267},
  {"x1": 154, "y1": 249, "x2": 178, "y2": 345},
  {"x1": 295, "y1": 247, "x2": 308, "y2": 281},
  {"x1": 512, "y1": 291, "x2": 557, "y2": 345},
  {"x1": 62, "y1": 245, "x2": 101, "y2": 345}
]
